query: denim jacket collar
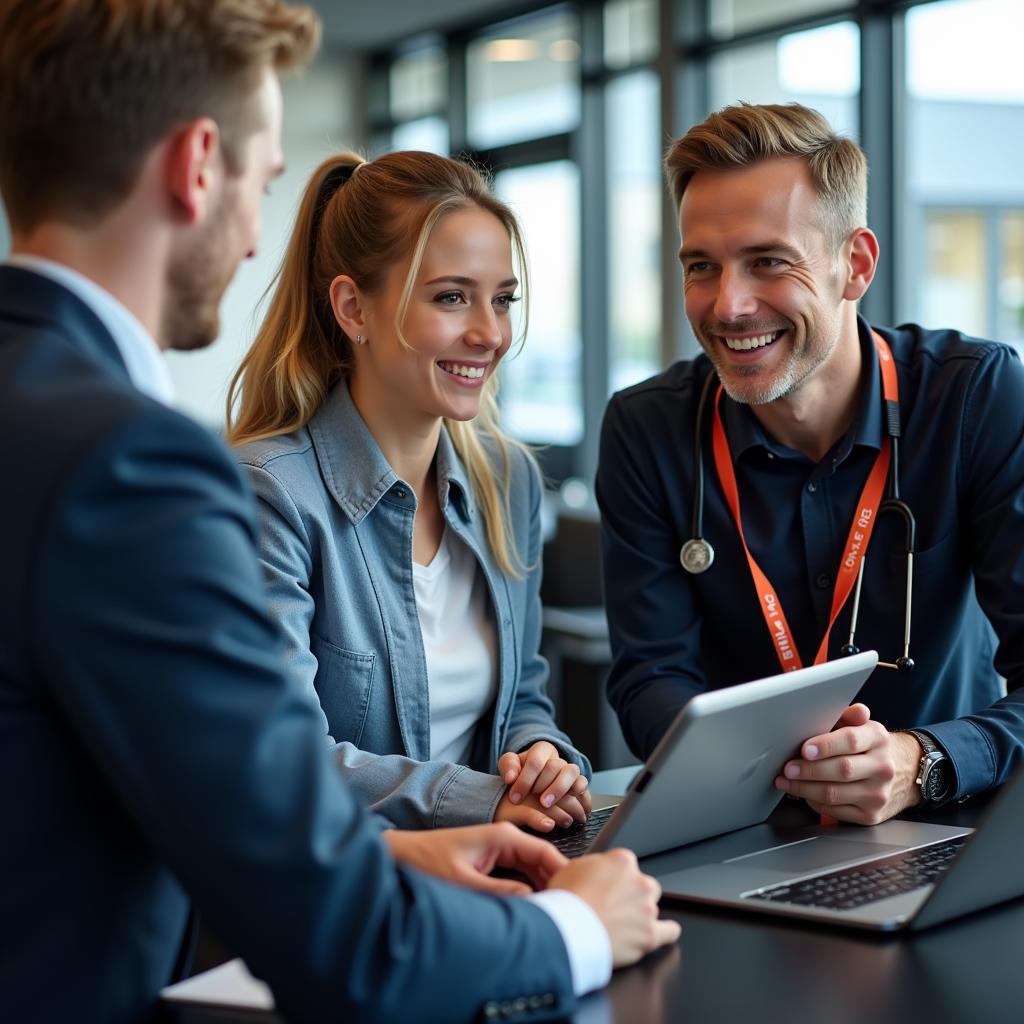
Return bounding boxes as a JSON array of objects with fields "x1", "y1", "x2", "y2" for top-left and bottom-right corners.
[{"x1": 307, "y1": 379, "x2": 476, "y2": 525}]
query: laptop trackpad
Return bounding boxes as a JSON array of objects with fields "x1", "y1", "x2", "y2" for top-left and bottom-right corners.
[{"x1": 727, "y1": 836, "x2": 905, "y2": 873}]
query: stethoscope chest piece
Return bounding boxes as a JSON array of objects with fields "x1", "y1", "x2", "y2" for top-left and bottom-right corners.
[{"x1": 680, "y1": 537, "x2": 715, "y2": 574}]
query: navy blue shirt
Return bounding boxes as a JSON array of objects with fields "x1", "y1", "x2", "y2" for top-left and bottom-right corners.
[{"x1": 597, "y1": 317, "x2": 1024, "y2": 799}]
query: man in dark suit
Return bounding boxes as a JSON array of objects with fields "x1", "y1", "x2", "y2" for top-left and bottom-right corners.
[{"x1": 0, "y1": 3, "x2": 678, "y2": 1022}]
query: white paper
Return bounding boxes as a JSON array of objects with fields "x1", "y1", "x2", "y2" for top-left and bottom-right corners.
[{"x1": 160, "y1": 958, "x2": 276, "y2": 1011}]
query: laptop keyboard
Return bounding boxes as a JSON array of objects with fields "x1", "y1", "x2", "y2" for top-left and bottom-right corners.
[
  {"x1": 744, "y1": 835, "x2": 970, "y2": 911},
  {"x1": 536, "y1": 805, "x2": 617, "y2": 858}
]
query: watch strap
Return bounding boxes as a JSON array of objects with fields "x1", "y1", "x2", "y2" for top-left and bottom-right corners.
[
  {"x1": 906, "y1": 729, "x2": 940, "y2": 755},
  {"x1": 905, "y1": 729, "x2": 953, "y2": 803}
]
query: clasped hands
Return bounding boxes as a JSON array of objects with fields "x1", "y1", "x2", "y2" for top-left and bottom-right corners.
[
  {"x1": 773, "y1": 702, "x2": 924, "y2": 825},
  {"x1": 493, "y1": 740, "x2": 593, "y2": 831}
]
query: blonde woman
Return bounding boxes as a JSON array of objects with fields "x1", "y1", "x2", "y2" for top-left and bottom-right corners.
[{"x1": 228, "y1": 151, "x2": 592, "y2": 832}]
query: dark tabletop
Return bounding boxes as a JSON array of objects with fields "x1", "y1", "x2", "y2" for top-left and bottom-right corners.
[{"x1": 164, "y1": 785, "x2": 1022, "y2": 1024}]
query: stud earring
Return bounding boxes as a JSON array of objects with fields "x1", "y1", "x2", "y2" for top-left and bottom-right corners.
[{"x1": 355, "y1": 334, "x2": 364, "y2": 345}]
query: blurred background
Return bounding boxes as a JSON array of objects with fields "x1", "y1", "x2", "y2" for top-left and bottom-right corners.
[{"x1": 2, "y1": 0, "x2": 1020, "y2": 484}]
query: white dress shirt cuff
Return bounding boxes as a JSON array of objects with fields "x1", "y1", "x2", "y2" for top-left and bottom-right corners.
[{"x1": 526, "y1": 889, "x2": 613, "y2": 996}]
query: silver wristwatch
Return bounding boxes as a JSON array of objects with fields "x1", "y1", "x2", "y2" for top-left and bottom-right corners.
[{"x1": 906, "y1": 729, "x2": 955, "y2": 805}]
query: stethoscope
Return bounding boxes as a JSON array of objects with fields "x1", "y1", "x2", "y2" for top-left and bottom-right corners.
[{"x1": 679, "y1": 366, "x2": 917, "y2": 672}]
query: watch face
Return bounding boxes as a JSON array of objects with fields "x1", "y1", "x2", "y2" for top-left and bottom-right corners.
[{"x1": 922, "y1": 754, "x2": 952, "y2": 802}]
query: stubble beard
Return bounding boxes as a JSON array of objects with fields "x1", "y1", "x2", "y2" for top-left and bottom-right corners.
[
  {"x1": 698, "y1": 317, "x2": 837, "y2": 407},
  {"x1": 161, "y1": 191, "x2": 241, "y2": 353}
]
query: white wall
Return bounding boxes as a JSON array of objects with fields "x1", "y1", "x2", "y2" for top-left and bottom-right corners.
[{"x1": 166, "y1": 55, "x2": 364, "y2": 429}]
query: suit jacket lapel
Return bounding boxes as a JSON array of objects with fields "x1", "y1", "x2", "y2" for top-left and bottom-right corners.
[{"x1": 0, "y1": 265, "x2": 132, "y2": 386}]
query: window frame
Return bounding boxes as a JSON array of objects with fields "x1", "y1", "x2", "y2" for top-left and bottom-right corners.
[{"x1": 368, "y1": 0, "x2": 993, "y2": 484}]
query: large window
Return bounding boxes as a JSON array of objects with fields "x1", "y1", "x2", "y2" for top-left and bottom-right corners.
[
  {"x1": 1000, "y1": 214, "x2": 1024, "y2": 347},
  {"x1": 922, "y1": 211, "x2": 987, "y2": 337},
  {"x1": 709, "y1": 0, "x2": 849, "y2": 39},
  {"x1": 390, "y1": 116, "x2": 448, "y2": 154},
  {"x1": 466, "y1": 9, "x2": 580, "y2": 150},
  {"x1": 709, "y1": 21, "x2": 859, "y2": 139},
  {"x1": 607, "y1": 70, "x2": 661, "y2": 392},
  {"x1": 902, "y1": 0, "x2": 1024, "y2": 348},
  {"x1": 386, "y1": 43, "x2": 449, "y2": 155},
  {"x1": 495, "y1": 161, "x2": 582, "y2": 444},
  {"x1": 389, "y1": 46, "x2": 446, "y2": 122},
  {"x1": 370, "y1": 0, "x2": 1024, "y2": 479},
  {"x1": 604, "y1": 0, "x2": 658, "y2": 68}
]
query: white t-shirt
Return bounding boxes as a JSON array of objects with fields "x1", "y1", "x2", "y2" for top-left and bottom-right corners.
[
  {"x1": 414, "y1": 527, "x2": 612, "y2": 993},
  {"x1": 413, "y1": 528, "x2": 498, "y2": 764}
]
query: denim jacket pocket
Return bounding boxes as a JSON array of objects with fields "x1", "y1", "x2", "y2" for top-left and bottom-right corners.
[{"x1": 309, "y1": 633, "x2": 376, "y2": 747}]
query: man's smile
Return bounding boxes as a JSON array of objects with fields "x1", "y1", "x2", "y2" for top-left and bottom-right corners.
[{"x1": 718, "y1": 329, "x2": 786, "y2": 351}]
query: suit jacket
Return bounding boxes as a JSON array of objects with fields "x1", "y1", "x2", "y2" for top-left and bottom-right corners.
[
  {"x1": 235, "y1": 381, "x2": 591, "y2": 830},
  {"x1": 0, "y1": 266, "x2": 575, "y2": 1023}
]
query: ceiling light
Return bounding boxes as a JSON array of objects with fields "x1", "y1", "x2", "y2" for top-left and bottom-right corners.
[
  {"x1": 548, "y1": 39, "x2": 580, "y2": 62},
  {"x1": 485, "y1": 39, "x2": 540, "y2": 62}
]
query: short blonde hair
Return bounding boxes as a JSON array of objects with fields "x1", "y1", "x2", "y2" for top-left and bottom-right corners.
[{"x1": 665, "y1": 102, "x2": 868, "y2": 248}]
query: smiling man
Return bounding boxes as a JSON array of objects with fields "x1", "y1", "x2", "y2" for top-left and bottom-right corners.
[{"x1": 597, "y1": 102, "x2": 1024, "y2": 827}]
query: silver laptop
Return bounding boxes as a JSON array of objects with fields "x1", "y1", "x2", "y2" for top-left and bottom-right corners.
[
  {"x1": 650, "y1": 749, "x2": 1024, "y2": 932},
  {"x1": 545, "y1": 651, "x2": 878, "y2": 859}
]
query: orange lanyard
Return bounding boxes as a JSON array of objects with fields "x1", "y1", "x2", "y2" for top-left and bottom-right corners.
[{"x1": 710, "y1": 332, "x2": 900, "y2": 672}]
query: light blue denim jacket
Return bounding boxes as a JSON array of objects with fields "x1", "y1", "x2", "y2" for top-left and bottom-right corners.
[{"x1": 235, "y1": 380, "x2": 590, "y2": 829}]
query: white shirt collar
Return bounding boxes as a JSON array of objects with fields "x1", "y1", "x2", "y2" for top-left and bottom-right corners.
[{"x1": 5, "y1": 253, "x2": 175, "y2": 406}]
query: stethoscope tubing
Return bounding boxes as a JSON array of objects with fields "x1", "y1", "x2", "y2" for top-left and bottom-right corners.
[{"x1": 684, "y1": 364, "x2": 916, "y2": 671}]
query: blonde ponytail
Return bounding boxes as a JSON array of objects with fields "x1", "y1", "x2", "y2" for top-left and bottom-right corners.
[
  {"x1": 226, "y1": 154, "x2": 363, "y2": 444},
  {"x1": 227, "y1": 150, "x2": 533, "y2": 576}
]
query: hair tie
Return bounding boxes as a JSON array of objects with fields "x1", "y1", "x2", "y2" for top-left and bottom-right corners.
[
  {"x1": 310, "y1": 161, "x2": 360, "y2": 250},
  {"x1": 321, "y1": 161, "x2": 358, "y2": 198}
]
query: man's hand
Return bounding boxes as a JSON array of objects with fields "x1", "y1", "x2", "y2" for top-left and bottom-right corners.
[
  {"x1": 383, "y1": 822, "x2": 568, "y2": 896},
  {"x1": 497, "y1": 741, "x2": 592, "y2": 827},
  {"x1": 773, "y1": 703, "x2": 923, "y2": 825},
  {"x1": 549, "y1": 849, "x2": 681, "y2": 968}
]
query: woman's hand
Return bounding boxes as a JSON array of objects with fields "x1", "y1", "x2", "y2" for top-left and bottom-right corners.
[{"x1": 495, "y1": 741, "x2": 592, "y2": 829}]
